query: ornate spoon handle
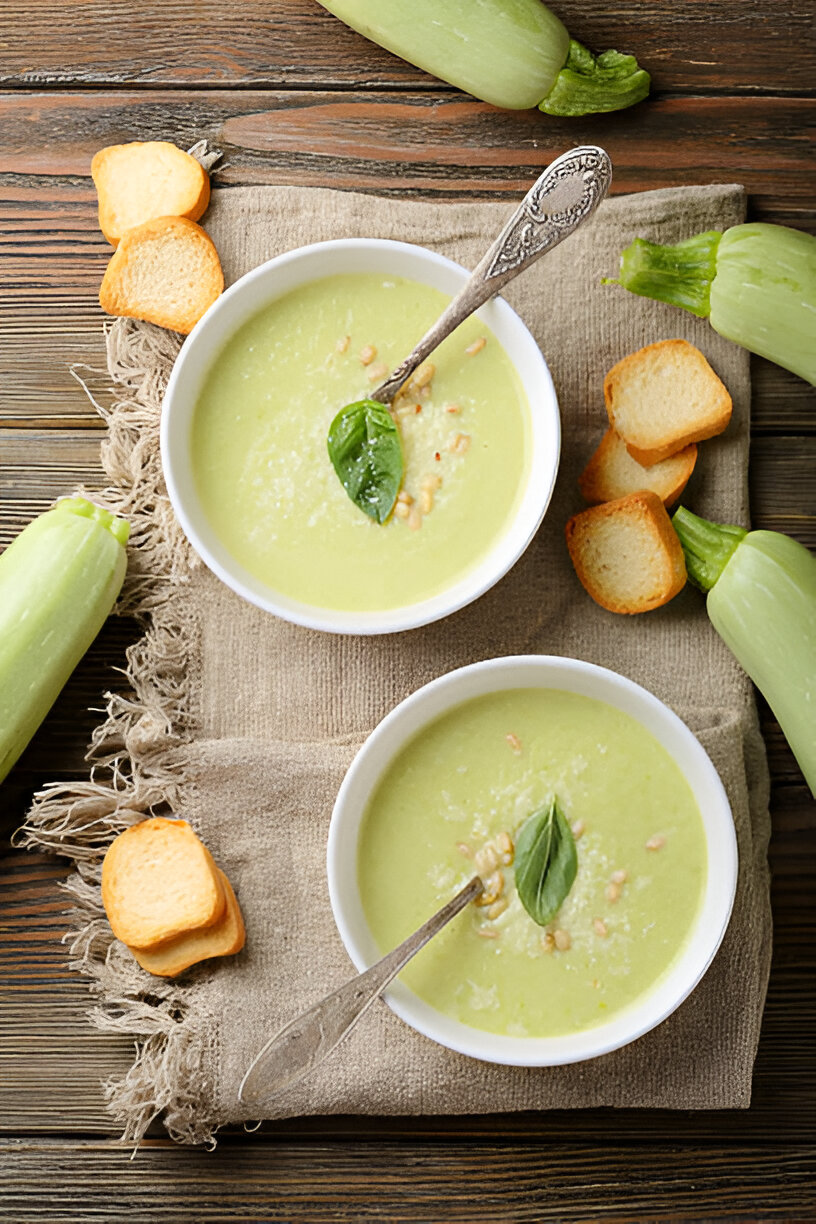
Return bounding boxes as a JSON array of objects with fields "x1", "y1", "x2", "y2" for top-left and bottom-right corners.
[
  {"x1": 238, "y1": 875, "x2": 483, "y2": 1109},
  {"x1": 370, "y1": 145, "x2": 612, "y2": 405}
]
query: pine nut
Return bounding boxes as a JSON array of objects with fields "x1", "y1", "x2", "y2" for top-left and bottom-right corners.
[
  {"x1": 420, "y1": 489, "x2": 434, "y2": 514},
  {"x1": 475, "y1": 870, "x2": 504, "y2": 906},
  {"x1": 505, "y1": 732, "x2": 522, "y2": 755},
  {"x1": 541, "y1": 932, "x2": 555, "y2": 954},
  {"x1": 646, "y1": 835, "x2": 666, "y2": 851},
  {"x1": 397, "y1": 490, "x2": 413, "y2": 505},
  {"x1": 394, "y1": 501, "x2": 410, "y2": 520},
  {"x1": 407, "y1": 506, "x2": 422, "y2": 531},
  {"x1": 414, "y1": 361, "x2": 435, "y2": 388},
  {"x1": 496, "y1": 831, "x2": 514, "y2": 865},
  {"x1": 466, "y1": 337, "x2": 486, "y2": 356},
  {"x1": 336, "y1": 335, "x2": 350, "y2": 354},
  {"x1": 571, "y1": 819, "x2": 585, "y2": 840},
  {"x1": 606, "y1": 881, "x2": 621, "y2": 903},
  {"x1": 474, "y1": 844, "x2": 499, "y2": 875},
  {"x1": 477, "y1": 928, "x2": 499, "y2": 939},
  {"x1": 359, "y1": 344, "x2": 377, "y2": 365},
  {"x1": 456, "y1": 841, "x2": 473, "y2": 858},
  {"x1": 367, "y1": 362, "x2": 389, "y2": 382},
  {"x1": 593, "y1": 918, "x2": 608, "y2": 938},
  {"x1": 554, "y1": 929, "x2": 571, "y2": 952},
  {"x1": 421, "y1": 474, "x2": 442, "y2": 493},
  {"x1": 611, "y1": 869, "x2": 628, "y2": 885},
  {"x1": 487, "y1": 898, "x2": 508, "y2": 921}
]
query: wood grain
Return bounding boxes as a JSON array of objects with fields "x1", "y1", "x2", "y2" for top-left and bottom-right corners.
[
  {"x1": 2, "y1": 1138, "x2": 816, "y2": 1221},
  {"x1": 1, "y1": 0, "x2": 814, "y2": 95},
  {"x1": 2, "y1": 91, "x2": 813, "y2": 219}
]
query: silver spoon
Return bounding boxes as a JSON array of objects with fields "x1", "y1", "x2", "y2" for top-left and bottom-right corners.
[
  {"x1": 238, "y1": 875, "x2": 483, "y2": 1109},
  {"x1": 369, "y1": 144, "x2": 612, "y2": 406}
]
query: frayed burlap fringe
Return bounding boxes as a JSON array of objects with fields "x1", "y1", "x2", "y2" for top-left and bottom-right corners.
[{"x1": 13, "y1": 316, "x2": 216, "y2": 1147}]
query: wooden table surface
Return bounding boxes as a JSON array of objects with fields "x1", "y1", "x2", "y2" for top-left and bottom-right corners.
[{"x1": 1, "y1": 3, "x2": 814, "y2": 1219}]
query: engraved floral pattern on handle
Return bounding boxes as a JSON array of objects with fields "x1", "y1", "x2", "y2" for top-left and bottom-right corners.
[{"x1": 486, "y1": 146, "x2": 613, "y2": 280}]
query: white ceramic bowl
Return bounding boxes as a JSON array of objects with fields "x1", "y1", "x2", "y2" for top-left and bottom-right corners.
[
  {"x1": 327, "y1": 655, "x2": 737, "y2": 1067},
  {"x1": 161, "y1": 238, "x2": 560, "y2": 634}
]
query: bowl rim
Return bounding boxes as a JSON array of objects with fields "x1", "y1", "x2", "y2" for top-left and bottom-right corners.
[
  {"x1": 160, "y1": 237, "x2": 561, "y2": 635},
  {"x1": 327, "y1": 654, "x2": 738, "y2": 1067}
]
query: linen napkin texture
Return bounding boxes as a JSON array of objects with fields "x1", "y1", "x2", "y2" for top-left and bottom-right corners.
[{"x1": 19, "y1": 182, "x2": 771, "y2": 1144}]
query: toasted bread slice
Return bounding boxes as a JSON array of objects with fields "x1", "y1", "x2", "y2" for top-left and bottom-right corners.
[
  {"x1": 129, "y1": 869, "x2": 245, "y2": 978},
  {"x1": 566, "y1": 491, "x2": 687, "y2": 614},
  {"x1": 92, "y1": 141, "x2": 211, "y2": 247},
  {"x1": 102, "y1": 817, "x2": 226, "y2": 949},
  {"x1": 604, "y1": 339, "x2": 731, "y2": 465},
  {"x1": 579, "y1": 428, "x2": 697, "y2": 508},
  {"x1": 99, "y1": 216, "x2": 224, "y2": 335}
]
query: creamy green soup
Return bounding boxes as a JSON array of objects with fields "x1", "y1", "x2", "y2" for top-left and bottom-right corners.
[
  {"x1": 191, "y1": 273, "x2": 531, "y2": 612},
  {"x1": 358, "y1": 689, "x2": 707, "y2": 1038}
]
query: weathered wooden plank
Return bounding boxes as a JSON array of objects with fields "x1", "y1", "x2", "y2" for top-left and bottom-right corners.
[
  {"x1": 1, "y1": 0, "x2": 814, "y2": 95},
  {"x1": 2, "y1": 1138, "x2": 815, "y2": 1220},
  {"x1": 1, "y1": 92, "x2": 812, "y2": 217}
]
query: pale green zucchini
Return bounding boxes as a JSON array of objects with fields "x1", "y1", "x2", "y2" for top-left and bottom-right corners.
[
  {"x1": 606, "y1": 223, "x2": 816, "y2": 385},
  {"x1": 0, "y1": 498, "x2": 129, "y2": 785},
  {"x1": 317, "y1": 0, "x2": 650, "y2": 116},
  {"x1": 673, "y1": 507, "x2": 816, "y2": 797}
]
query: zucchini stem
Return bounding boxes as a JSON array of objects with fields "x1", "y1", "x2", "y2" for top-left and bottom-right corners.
[
  {"x1": 603, "y1": 231, "x2": 723, "y2": 318},
  {"x1": 57, "y1": 496, "x2": 130, "y2": 546},
  {"x1": 539, "y1": 39, "x2": 650, "y2": 117},
  {"x1": 672, "y1": 506, "x2": 747, "y2": 592}
]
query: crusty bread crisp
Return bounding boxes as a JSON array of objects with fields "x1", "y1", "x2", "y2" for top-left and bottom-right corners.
[
  {"x1": 579, "y1": 428, "x2": 697, "y2": 508},
  {"x1": 566, "y1": 491, "x2": 687, "y2": 614},
  {"x1": 92, "y1": 141, "x2": 210, "y2": 247},
  {"x1": 99, "y1": 216, "x2": 224, "y2": 334},
  {"x1": 604, "y1": 339, "x2": 731, "y2": 466},
  {"x1": 102, "y1": 817, "x2": 226, "y2": 949},
  {"x1": 130, "y1": 870, "x2": 245, "y2": 978}
]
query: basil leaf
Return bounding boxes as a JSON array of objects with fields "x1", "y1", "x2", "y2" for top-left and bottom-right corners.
[
  {"x1": 514, "y1": 797, "x2": 578, "y2": 927},
  {"x1": 327, "y1": 399, "x2": 404, "y2": 524}
]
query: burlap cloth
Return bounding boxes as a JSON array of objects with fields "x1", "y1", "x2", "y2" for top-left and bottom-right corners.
[{"x1": 18, "y1": 182, "x2": 771, "y2": 1145}]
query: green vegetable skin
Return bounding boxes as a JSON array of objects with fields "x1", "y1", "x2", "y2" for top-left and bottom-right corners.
[
  {"x1": 0, "y1": 498, "x2": 129, "y2": 784},
  {"x1": 316, "y1": 0, "x2": 650, "y2": 116},
  {"x1": 607, "y1": 223, "x2": 816, "y2": 384},
  {"x1": 673, "y1": 507, "x2": 816, "y2": 797}
]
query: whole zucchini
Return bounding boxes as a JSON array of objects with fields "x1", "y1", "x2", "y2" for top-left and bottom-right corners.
[
  {"x1": 0, "y1": 497, "x2": 129, "y2": 785},
  {"x1": 673, "y1": 506, "x2": 816, "y2": 797},
  {"x1": 606, "y1": 223, "x2": 816, "y2": 385},
  {"x1": 317, "y1": 0, "x2": 650, "y2": 116}
]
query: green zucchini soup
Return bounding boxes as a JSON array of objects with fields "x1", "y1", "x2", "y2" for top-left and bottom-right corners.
[
  {"x1": 190, "y1": 272, "x2": 531, "y2": 612},
  {"x1": 357, "y1": 689, "x2": 708, "y2": 1038}
]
